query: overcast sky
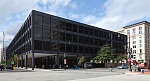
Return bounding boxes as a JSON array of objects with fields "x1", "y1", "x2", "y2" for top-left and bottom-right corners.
[{"x1": 0, "y1": 0, "x2": 150, "y2": 54}]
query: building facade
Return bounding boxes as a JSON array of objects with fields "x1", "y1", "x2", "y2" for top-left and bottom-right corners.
[
  {"x1": 1, "y1": 47, "x2": 7, "y2": 63},
  {"x1": 6, "y1": 10, "x2": 127, "y2": 70},
  {"x1": 116, "y1": 21, "x2": 150, "y2": 66}
]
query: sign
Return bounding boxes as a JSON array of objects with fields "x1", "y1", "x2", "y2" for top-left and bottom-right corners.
[
  {"x1": 139, "y1": 63, "x2": 144, "y2": 67},
  {"x1": 64, "y1": 59, "x2": 66, "y2": 64},
  {"x1": 130, "y1": 53, "x2": 134, "y2": 55},
  {"x1": 128, "y1": 58, "x2": 132, "y2": 61},
  {"x1": 11, "y1": 61, "x2": 14, "y2": 65}
]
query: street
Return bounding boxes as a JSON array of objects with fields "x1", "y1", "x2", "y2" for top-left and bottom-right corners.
[{"x1": 0, "y1": 68, "x2": 149, "y2": 81}]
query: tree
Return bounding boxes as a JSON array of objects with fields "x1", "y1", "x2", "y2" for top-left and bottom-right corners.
[
  {"x1": 78, "y1": 56, "x2": 86, "y2": 68},
  {"x1": 115, "y1": 54, "x2": 127, "y2": 64},
  {"x1": 8, "y1": 54, "x2": 20, "y2": 66},
  {"x1": 93, "y1": 44, "x2": 116, "y2": 64}
]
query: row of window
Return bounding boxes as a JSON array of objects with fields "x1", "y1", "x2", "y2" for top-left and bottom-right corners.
[
  {"x1": 34, "y1": 40, "x2": 125, "y2": 54},
  {"x1": 127, "y1": 26, "x2": 142, "y2": 35},
  {"x1": 34, "y1": 15, "x2": 126, "y2": 42},
  {"x1": 34, "y1": 40, "x2": 99, "y2": 54},
  {"x1": 7, "y1": 16, "x2": 32, "y2": 55}
]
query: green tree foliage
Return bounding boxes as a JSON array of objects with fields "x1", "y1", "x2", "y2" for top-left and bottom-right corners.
[
  {"x1": 78, "y1": 56, "x2": 86, "y2": 67},
  {"x1": 93, "y1": 44, "x2": 116, "y2": 63},
  {"x1": 0, "y1": 60, "x2": 5, "y2": 64},
  {"x1": 8, "y1": 54, "x2": 20, "y2": 66},
  {"x1": 115, "y1": 54, "x2": 127, "y2": 63}
]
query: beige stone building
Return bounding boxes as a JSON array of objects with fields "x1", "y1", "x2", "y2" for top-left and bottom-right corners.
[{"x1": 115, "y1": 21, "x2": 150, "y2": 66}]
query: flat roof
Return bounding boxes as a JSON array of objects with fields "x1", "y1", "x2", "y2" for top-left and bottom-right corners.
[{"x1": 123, "y1": 21, "x2": 150, "y2": 29}]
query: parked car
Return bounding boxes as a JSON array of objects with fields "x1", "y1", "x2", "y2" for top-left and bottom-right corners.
[
  {"x1": 0, "y1": 65, "x2": 5, "y2": 71},
  {"x1": 117, "y1": 64, "x2": 128, "y2": 69}
]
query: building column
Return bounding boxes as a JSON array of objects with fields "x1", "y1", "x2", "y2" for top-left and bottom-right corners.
[
  {"x1": 77, "y1": 55, "x2": 79, "y2": 65},
  {"x1": 26, "y1": 55, "x2": 28, "y2": 69},
  {"x1": 57, "y1": 54, "x2": 59, "y2": 69},
  {"x1": 32, "y1": 52, "x2": 34, "y2": 70},
  {"x1": 21, "y1": 56, "x2": 23, "y2": 68},
  {"x1": 48, "y1": 56, "x2": 50, "y2": 69}
]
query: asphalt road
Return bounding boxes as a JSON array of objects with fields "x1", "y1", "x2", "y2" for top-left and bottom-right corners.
[{"x1": 0, "y1": 68, "x2": 148, "y2": 81}]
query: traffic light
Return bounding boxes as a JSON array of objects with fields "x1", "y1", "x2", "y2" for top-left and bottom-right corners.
[{"x1": 131, "y1": 55, "x2": 133, "y2": 58}]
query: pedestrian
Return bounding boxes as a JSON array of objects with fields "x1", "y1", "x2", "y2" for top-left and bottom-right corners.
[
  {"x1": 59, "y1": 65, "x2": 61, "y2": 69},
  {"x1": 42, "y1": 65, "x2": 44, "y2": 70},
  {"x1": 109, "y1": 66, "x2": 113, "y2": 72}
]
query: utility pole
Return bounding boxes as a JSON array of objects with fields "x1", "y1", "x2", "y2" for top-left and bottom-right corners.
[
  {"x1": 3, "y1": 32, "x2": 6, "y2": 66},
  {"x1": 128, "y1": 33, "x2": 132, "y2": 71}
]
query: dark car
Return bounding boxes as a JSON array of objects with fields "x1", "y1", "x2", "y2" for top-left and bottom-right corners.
[
  {"x1": 0, "y1": 65, "x2": 5, "y2": 71},
  {"x1": 117, "y1": 64, "x2": 128, "y2": 69}
]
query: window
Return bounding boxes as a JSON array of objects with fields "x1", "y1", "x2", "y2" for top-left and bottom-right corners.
[
  {"x1": 140, "y1": 40, "x2": 142, "y2": 43},
  {"x1": 73, "y1": 45, "x2": 77, "y2": 53},
  {"x1": 34, "y1": 28, "x2": 42, "y2": 38},
  {"x1": 140, "y1": 49, "x2": 142, "y2": 53},
  {"x1": 139, "y1": 54, "x2": 142, "y2": 59},
  {"x1": 51, "y1": 42, "x2": 58, "y2": 51},
  {"x1": 133, "y1": 28, "x2": 136, "y2": 35},
  {"x1": 79, "y1": 36, "x2": 84, "y2": 43},
  {"x1": 43, "y1": 41, "x2": 50, "y2": 51},
  {"x1": 51, "y1": 18, "x2": 58, "y2": 28},
  {"x1": 133, "y1": 50, "x2": 136, "y2": 53},
  {"x1": 60, "y1": 32, "x2": 65, "y2": 41},
  {"x1": 59, "y1": 21, "x2": 65, "y2": 30},
  {"x1": 66, "y1": 23, "x2": 72, "y2": 31},
  {"x1": 60, "y1": 43, "x2": 65, "y2": 52},
  {"x1": 127, "y1": 30, "x2": 130, "y2": 35},
  {"x1": 43, "y1": 29, "x2": 50, "y2": 38},
  {"x1": 79, "y1": 26, "x2": 84, "y2": 34},
  {"x1": 66, "y1": 44, "x2": 72, "y2": 52},
  {"x1": 140, "y1": 44, "x2": 142, "y2": 47},
  {"x1": 79, "y1": 46, "x2": 84, "y2": 53},
  {"x1": 73, "y1": 24, "x2": 77, "y2": 32},
  {"x1": 84, "y1": 27, "x2": 89, "y2": 34},
  {"x1": 133, "y1": 55, "x2": 136, "y2": 59},
  {"x1": 139, "y1": 27, "x2": 142, "y2": 34},
  {"x1": 34, "y1": 15, "x2": 42, "y2": 25},
  {"x1": 43, "y1": 16, "x2": 50, "y2": 26},
  {"x1": 73, "y1": 35, "x2": 78, "y2": 42},
  {"x1": 139, "y1": 35, "x2": 142, "y2": 38},
  {"x1": 66, "y1": 33, "x2": 72, "y2": 42},
  {"x1": 84, "y1": 37, "x2": 89, "y2": 44},
  {"x1": 34, "y1": 40, "x2": 42, "y2": 50},
  {"x1": 51, "y1": 31, "x2": 58, "y2": 40},
  {"x1": 133, "y1": 36, "x2": 136, "y2": 39},
  {"x1": 133, "y1": 41, "x2": 136, "y2": 44},
  {"x1": 133, "y1": 45, "x2": 136, "y2": 48}
]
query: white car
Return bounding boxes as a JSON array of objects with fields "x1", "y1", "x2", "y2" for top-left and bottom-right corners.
[{"x1": 117, "y1": 64, "x2": 128, "y2": 69}]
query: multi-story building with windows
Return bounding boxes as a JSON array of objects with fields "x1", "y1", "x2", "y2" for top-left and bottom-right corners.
[
  {"x1": 115, "y1": 21, "x2": 150, "y2": 66},
  {"x1": 6, "y1": 10, "x2": 127, "y2": 70}
]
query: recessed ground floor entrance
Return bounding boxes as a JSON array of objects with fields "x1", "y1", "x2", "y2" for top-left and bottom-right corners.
[{"x1": 18, "y1": 53, "x2": 93, "y2": 69}]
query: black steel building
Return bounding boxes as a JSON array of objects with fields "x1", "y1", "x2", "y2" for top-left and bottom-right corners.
[{"x1": 6, "y1": 10, "x2": 127, "y2": 70}]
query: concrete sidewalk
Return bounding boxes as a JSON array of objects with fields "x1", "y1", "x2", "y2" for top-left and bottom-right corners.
[
  {"x1": 125, "y1": 70, "x2": 150, "y2": 74},
  {"x1": 69, "y1": 74, "x2": 150, "y2": 81}
]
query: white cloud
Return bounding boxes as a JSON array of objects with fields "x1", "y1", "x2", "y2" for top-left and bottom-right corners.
[
  {"x1": 0, "y1": 0, "x2": 74, "y2": 48},
  {"x1": 92, "y1": 0, "x2": 150, "y2": 30},
  {"x1": 70, "y1": 13, "x2": 80, "y2": 19},
  {"x1": 69, "y1": 2, "x2": 77, "y2": 9},
  {"x1": 82, "y1": 15, "x2": 98, "y2": 23},
  {"x1": 6, "y1": 21, "x2": 23, "y2": 36},
  {"x1": 48, "y1": 0, "x2": 71, "y2": 11}
]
